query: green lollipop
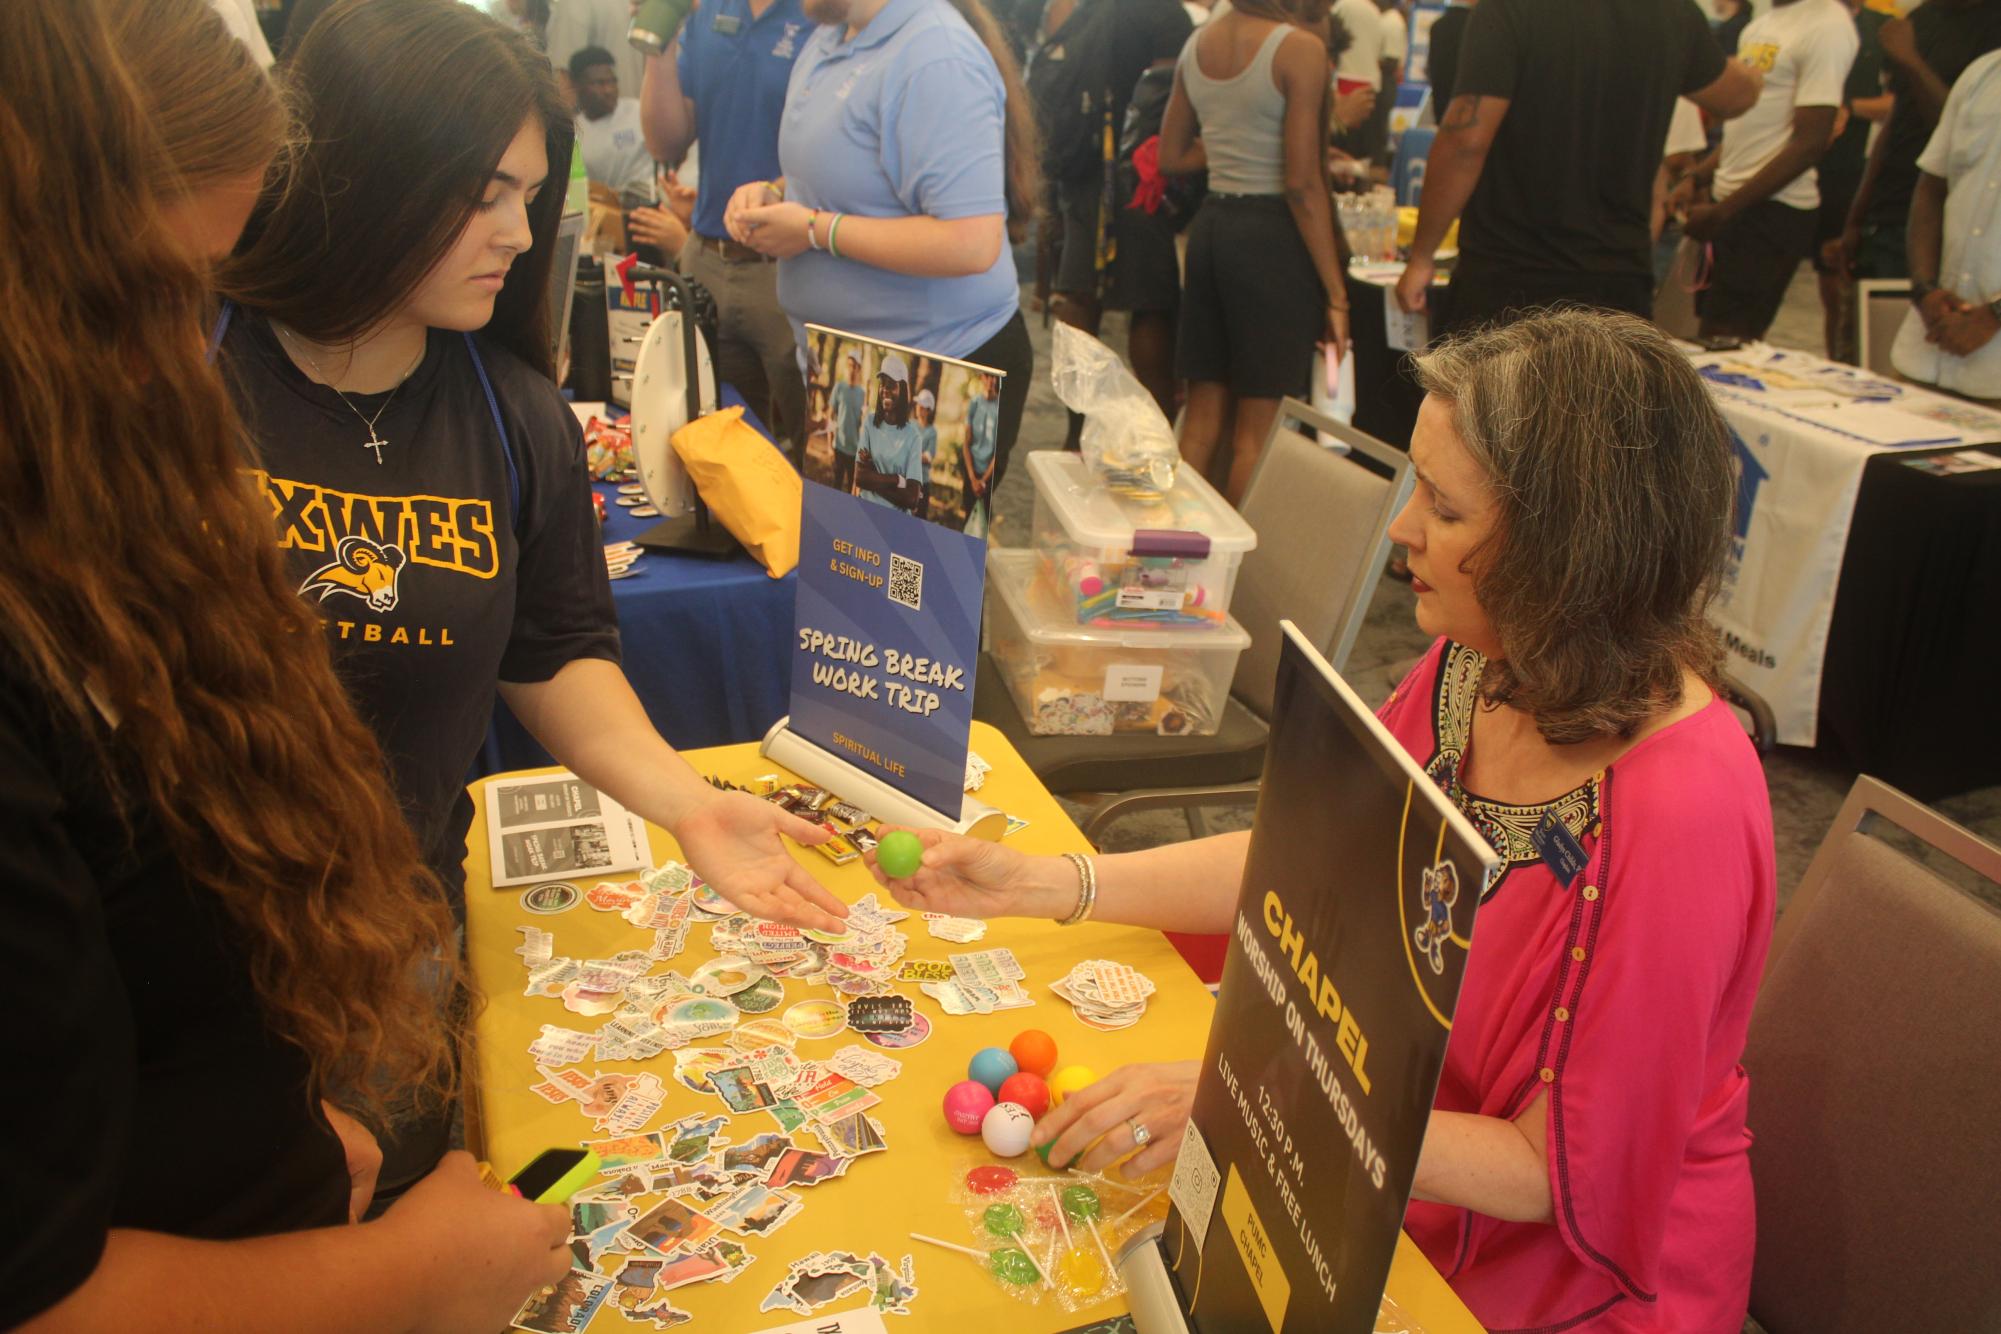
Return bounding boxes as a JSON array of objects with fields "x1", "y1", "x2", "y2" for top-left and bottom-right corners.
[
  {"x1": 876, "y1": 830, "x2": 924, "y2": 879},
  {"x1": 982, "y1": 1203, "x2": 1026, "y2": 1239},
  {"x1": 1060, "y1": 1185, "x2": 1102, "y2": 1222},
  {"x1": 988, "y1": 1246, "x2": 1041, "y2": 1286}
]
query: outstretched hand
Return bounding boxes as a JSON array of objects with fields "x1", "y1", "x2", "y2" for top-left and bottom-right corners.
[
  {"x1": 673, "y1": 790, "x2": 848, "y2": 933},
  {"x1": 863, "y1": 826, "x2": 1066, "y2": 922}
]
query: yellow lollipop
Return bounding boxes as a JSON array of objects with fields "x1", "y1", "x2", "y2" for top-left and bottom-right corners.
[{"x1": 1058, "y1": 1243, "x2": 1106, "y2": 1297}]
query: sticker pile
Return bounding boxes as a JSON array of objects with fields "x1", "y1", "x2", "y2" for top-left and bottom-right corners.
[{"x1": 1050, "y1": 960, "x2": 1156, "y2": 1032}]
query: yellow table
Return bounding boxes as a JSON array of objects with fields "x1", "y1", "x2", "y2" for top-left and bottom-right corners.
[{"x1": 464, "y1": 722, "x2": 1482, "y2": 1333}]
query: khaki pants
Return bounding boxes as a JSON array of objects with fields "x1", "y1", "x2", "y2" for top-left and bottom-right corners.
[{"x1": 679, "y1": 235, "x2": 806, "y2": 453}]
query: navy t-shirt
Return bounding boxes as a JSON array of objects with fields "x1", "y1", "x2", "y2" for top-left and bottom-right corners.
[{"x1": 221, "y1": 313, "x2": 621, "y2": 908}]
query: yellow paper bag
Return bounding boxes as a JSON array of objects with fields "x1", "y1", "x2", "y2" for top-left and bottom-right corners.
[{"x1": 669, "y1": 406, "x2": 801, "y2": 578}]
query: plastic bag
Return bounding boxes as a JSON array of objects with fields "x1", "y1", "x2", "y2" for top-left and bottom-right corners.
[
  {"x1": 1049, "y1": 322, "x2": 1179, "y2": 500},
  {"x1": 669, "y1": 405, "x2": 801, "y2": 578}
]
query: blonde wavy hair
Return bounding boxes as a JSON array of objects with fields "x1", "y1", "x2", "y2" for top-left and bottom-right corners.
[{"x1": 0, "y1": 0, "x2": 464, "y2": 1128}]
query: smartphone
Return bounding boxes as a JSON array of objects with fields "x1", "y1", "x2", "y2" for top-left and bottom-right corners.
[{"x1": 505, "y1": 1146, "x2": 603, "y2": 1204}]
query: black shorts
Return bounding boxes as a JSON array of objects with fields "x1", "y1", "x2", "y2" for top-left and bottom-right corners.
[
  {"x1": 1700, "y1": 199, "x2": 1817, "y2": 340},
  {"x1": 1177, "y1": 194, "x2": 1324, "y2": 399},
  {"x1": 1054, "y1": 178, "x2": 1183, "y2": 312}
]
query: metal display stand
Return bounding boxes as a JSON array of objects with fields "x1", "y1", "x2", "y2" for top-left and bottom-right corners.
[
  {"x1": 759, "y1": 718, "x2": 1008, "y2": 840},
  {"x1": 625, "y1": 264, "x2": 737, "y2": 559}
]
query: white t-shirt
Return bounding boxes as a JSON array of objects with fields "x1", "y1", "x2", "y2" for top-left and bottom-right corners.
[
  {"x1": 1714, "y1": 0, "x2": 1859, "y2": 212},
  {"x1": 576, "y1": 98, "x2": 658, "y2": 206},
  {"x1": 1666, "y1": 98, "x2": 1708, "y2": 159},
  {"x1": 1892, "y1": 49, "x2": 2001, "y2": 398},
  {"x1": 1333, "y1": 0, "x2": 1386, "y2": 85},
  {"x1": 1379, "y1": 5, "x2": 1409, "y2": 69}
]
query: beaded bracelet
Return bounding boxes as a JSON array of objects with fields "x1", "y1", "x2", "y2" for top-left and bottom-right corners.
[{"x1": 807, "y1": 209, "x2": 821, "y2": 251}]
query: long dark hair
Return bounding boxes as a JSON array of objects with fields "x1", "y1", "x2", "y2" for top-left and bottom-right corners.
[
  {"x1": 943, "y1": 0, "x2": 1043, "y2": 241},
  {"x1": 224, "y1": 0, "x2": 571, "y2": 376}
]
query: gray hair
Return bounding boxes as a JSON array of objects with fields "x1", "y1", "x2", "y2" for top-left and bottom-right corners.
[{"x1": 1412, "y1": 309, "x2": 1733, "y2": 743}]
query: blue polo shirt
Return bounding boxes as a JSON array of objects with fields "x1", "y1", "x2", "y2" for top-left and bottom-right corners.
[
  {"x1": 676, "y1": 0, "x2": 809, "y2": 239},
  {"x1": 776, "y1": 0, "x2": 1018, "y2": 360}
]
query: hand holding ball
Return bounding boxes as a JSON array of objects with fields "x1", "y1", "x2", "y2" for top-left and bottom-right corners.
[{"x1": 875, "y1": 830, "x2": 924, "y2": 879}]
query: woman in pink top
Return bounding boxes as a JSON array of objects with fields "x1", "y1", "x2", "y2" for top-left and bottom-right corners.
[{"x1": 869, "y1": 310, "x2": 1776, "y2": 1332}]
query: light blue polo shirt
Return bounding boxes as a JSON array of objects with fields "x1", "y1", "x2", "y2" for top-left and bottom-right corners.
[
  {"x1": 858, "y1": 417, "x2": 928, "y2": 509},
  {"x1": 776, "y1": 0, "x2": 1018, "y2": 360},
  {"x1": 831, "y1": 380, "x2": 866, "y2": 457},
  {"x1": 677, "y1": 0, "x2": 809, "y2": 239},
  {"x1": 965, "y1": 392, "x2": 999, "y2": 473}
]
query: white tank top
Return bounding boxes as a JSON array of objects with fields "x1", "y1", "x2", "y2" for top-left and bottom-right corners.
[{"x1": 1177, "y1": 22, "x2": 1292, "y2": 196}]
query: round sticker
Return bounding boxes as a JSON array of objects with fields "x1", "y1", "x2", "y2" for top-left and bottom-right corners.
[
  {"x1": 520, "y1": 881, "x2": 580, "y2": 914},
  {"x1": 615, "y1": 495, "x2": 644, "y2": 507},
  {"x1": 731, "y1": 975, "x2": 785, "y2": 1014},
  {"x1": 782, "y1": 999, "x2": 847, "y2": 1041},
  {"x1": 689, "y1": 956, "x2": 767, "y2": 997},
  {"x1": 672, "y1": 1049, "x2": 732, "y2": 1095},
  {"x1": 630, "y1": 506, "x2": 661, "y2": 518},
  {"x1": 666, "y1": 997, "x2": 738, "y2": 1027},
  {"x1": 617, "y1": 483, "x2": 646, "y2": 496},
  {"x1": 802, "y1": 924, "x2": 854, "y2": 946},
  {"x1": 862, "y1": 1010, "x2": 931, "y2": 1049},
  {"x1": 687, "y1": 883, "x2": 737, "y2": 917}
]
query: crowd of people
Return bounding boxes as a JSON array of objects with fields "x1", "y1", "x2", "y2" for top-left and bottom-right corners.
[{"x1": 5, "y1": 0, "x2": 1999, "y2": 1330}]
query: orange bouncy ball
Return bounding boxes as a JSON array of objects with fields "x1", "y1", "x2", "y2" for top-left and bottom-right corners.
[{"x1": 1009, "y1": 1029, "x2": 1058, "y2": 1078}]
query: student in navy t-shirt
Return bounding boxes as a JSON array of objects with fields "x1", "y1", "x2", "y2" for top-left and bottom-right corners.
[{"x1": 216, "y1": 0, "x2": 849, "y2": 1198}]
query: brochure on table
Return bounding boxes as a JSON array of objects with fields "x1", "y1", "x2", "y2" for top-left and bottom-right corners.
[
  {"x1": 765, "y1": 325, "x2": 1005, "y2": 828},
  {"x1": 485, "y1": 772, "x2": 649, "y2": 887},
  {"x1": 1141, "y1": 625, "x2": 1499, "y2": 1333}
]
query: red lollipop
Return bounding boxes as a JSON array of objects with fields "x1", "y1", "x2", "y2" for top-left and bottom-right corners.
[
  {"x1": 997, "y1": 1071, "x2": 1050, "y2": 1119},
  {"x1": 966, "y1": 1164, "x2": 1019, "y2": 1195}
]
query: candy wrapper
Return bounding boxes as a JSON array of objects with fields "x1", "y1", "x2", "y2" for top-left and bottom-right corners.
[{"x1": 583, "y1": 415, "x2": 635, "y2": 480}]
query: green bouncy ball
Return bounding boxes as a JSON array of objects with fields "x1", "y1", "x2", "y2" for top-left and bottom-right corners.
[{"x1": 876, "y1": 830, "x2": 924, "y2": 879}]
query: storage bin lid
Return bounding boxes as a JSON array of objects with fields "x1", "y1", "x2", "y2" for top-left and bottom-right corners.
[
  {"x1": 1025, "y1": 451, "x2": 1257, "y2": 555},
  {"x1": 987, "y1": 549, "x2": 1250, "y2": 649}
]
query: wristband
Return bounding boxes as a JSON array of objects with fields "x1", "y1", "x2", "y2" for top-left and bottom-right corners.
[
  {"x1": 828, "y1": 213, "x2": 845, "y2": 260},
  {"x1": 807, "y1": 209, "x2": 821, "y2": 251}
]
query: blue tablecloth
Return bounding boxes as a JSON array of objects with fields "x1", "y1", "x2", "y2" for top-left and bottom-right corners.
[{"x1": 476, "y1": 388, "x2": 797, "y2": 775}]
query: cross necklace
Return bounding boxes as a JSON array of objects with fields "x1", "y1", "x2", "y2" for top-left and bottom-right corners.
[{"x1": 274, "y1": 323, "x2": 425, "y2": 465}]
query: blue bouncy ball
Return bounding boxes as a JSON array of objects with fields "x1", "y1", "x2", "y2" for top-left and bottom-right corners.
[{"x1": 968, "y1": 1046, "x2": 1018, "y2": 1096}]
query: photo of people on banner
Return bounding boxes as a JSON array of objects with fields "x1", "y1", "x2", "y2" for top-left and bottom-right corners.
[{"x1": 804, "y1": 325, "x2": 1003, "y2": 536}]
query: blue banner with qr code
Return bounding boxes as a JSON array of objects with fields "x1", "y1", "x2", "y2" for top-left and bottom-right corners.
[
  {"x1": 785, "y1": 325, "x2": 1002, "y2": 817},
  {"x1": 786, "y1": 480, "x2": 986, "y2": 816}
]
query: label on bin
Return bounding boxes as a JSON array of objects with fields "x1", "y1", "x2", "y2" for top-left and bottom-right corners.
[
  {"x1": 1103, "y1": 663, "x2": 1164, "y2": 703},
  {"x1": 1116, "y1": 586, "x2": 1185, "y2": 612}
]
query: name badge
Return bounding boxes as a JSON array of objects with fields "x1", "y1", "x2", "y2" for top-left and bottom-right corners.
[
  {"x1": 1531, "y1": 809, "x2": 1590, "y2": 887},
  {"x1": 712, "y1": 12, "x2": 742, "y2": 34}
]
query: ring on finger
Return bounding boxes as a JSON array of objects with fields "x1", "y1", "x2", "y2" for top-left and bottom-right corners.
[{"x1": 1128, "y1": 1117, "x2": 1152, "y2": 1149}]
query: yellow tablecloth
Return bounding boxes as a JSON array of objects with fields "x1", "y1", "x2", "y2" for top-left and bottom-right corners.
[{"x1": 464, "y1": 722, "x2": 1482, "y2": 1333}]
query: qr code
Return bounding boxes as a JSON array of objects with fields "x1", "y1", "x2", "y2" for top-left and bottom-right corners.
[{"x1": 887, "y1": 553, "x2": 923, "y2": 611}]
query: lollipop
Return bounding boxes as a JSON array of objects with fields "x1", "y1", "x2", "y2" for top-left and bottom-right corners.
[
  {"x1": 1047, "y1": 1181, "x2": 1107, "y2": 1299},
  {"x1": 982, "y1": 1203, "x2": 1026, "y2": 1239},
  {"x1": 909, "y1": 1233, "x2": 1044, "y2": 1287},
  {"x1": 1060, "y1": 1184, "x2": 1102, "y2": 1223}
]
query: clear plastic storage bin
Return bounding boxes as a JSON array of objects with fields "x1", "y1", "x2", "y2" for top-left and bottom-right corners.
[
  {"x1": 985, "y1": 549, "x2": 1250, "y2": 737},
  {"x1": 1026, "y1": 451, "x2": 1257, "y2": 629}
]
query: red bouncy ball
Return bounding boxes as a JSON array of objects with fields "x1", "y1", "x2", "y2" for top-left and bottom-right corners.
[
  {"x1": 1009, "y1": 1029, "x2": 1058, "y2": 1077},
  {"x1": 943, "y1": 1079, "x2": 996, "y2": 1134},
  {"x1": 997, "y1": 1071, "x2": 1050, "y2": 1119}
]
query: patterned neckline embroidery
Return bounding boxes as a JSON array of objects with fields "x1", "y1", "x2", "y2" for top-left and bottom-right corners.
[{"x1": 1425, "y1": 643, "x2": 1600, "y2": 894}]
